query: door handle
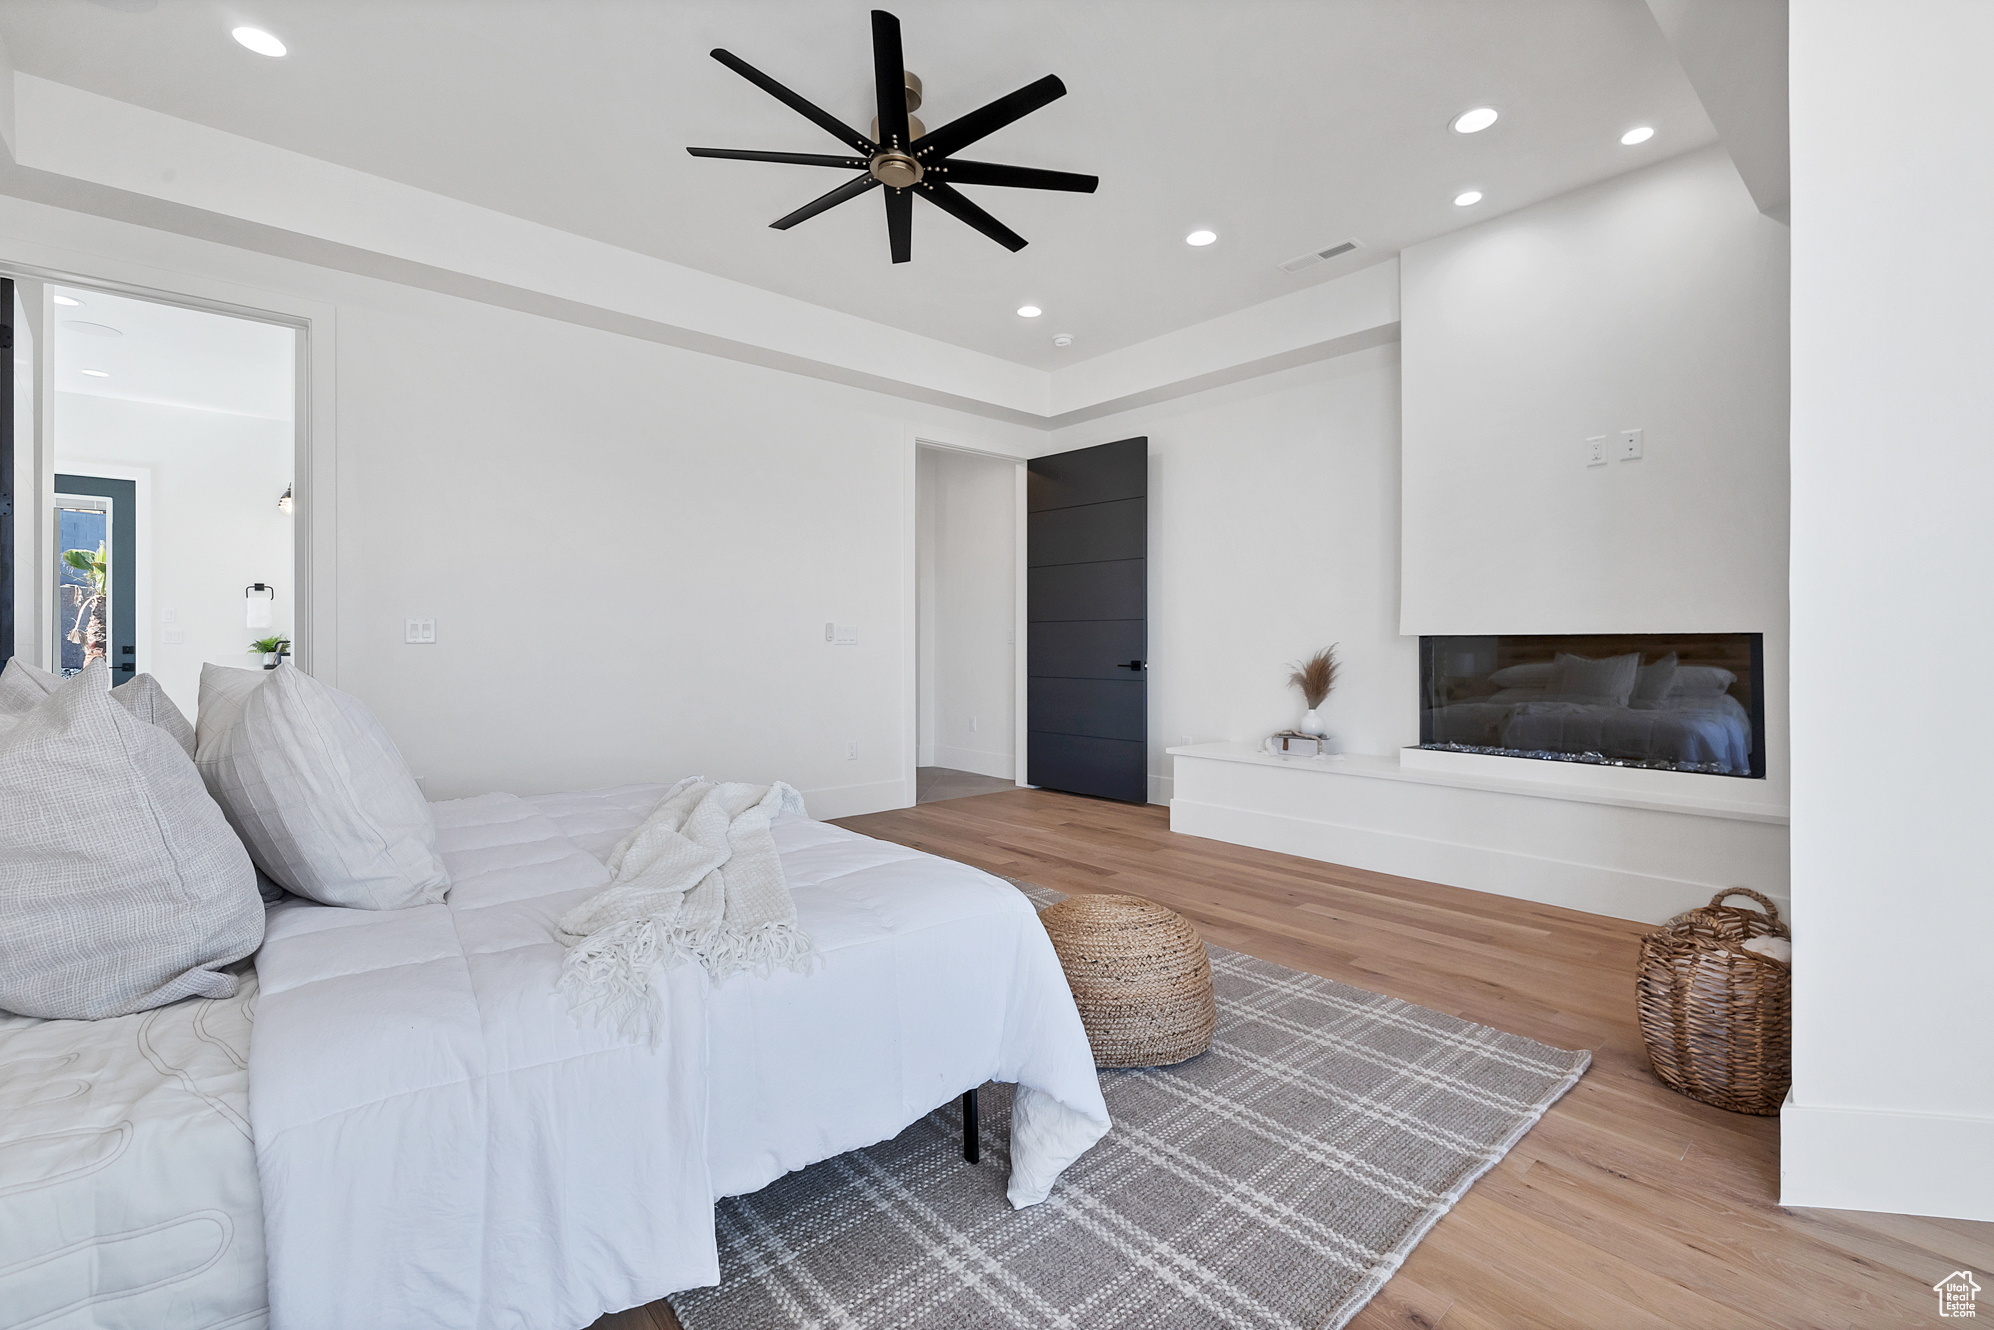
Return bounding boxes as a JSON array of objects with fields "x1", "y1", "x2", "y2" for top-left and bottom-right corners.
[{"x1": 1115, "y1": 660, "x2": 1146, "y2": 670}]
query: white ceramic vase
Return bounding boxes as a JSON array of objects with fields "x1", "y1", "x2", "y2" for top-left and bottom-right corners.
[{"x1": 1299, "y1": 708, "x2": 1326, "y2": 737}]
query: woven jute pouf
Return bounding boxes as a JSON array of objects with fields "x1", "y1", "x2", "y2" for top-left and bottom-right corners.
[{"x1": 1039, "y1": 893, "x2": 1216, "y2": 1068}]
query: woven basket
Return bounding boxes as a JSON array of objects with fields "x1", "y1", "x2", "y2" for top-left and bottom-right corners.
[
  {"x1": 1039, "y1": 894, "x2": 1216, "y2": 1069},
  {"x1": 1636, "y1": 888, "x2": 1792, "y2": 1115}
]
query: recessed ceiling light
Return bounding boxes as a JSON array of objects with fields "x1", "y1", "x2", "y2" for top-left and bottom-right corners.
[
  {"x1": 1185, "y1": 229, "x2": 1218, "y2": 246},
  {"x1": 63, "y1": 321, "x2": 122, "y2": 338},
  {"x1": 1620, "y1": 126, "x2": 1655, "y2": 146},
  {"x1": 1451, "y1": 107, "x2": 1499, "y2": 134},
  {"x1": 53, "y1": 294, "x2": 82, "y2": 307},
  {"x1": 232, "y1": 26, "x2": 287, "y2": 57},
  {"x1": 81, "y1": 369, "x2": 111, "y2": 378},
  {"x1": 1016, "y1": 305, "x2": 1042, "y2": 318},
  {"x1": 1453, "y1": 190, "x2": 1483, "y2": 207}
]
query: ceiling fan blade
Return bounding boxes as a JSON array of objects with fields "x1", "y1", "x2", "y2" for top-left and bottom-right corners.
[
  {"x1": 689, "y1": 147, "x2": 869, "y2": 169},
  {"x1": 871, "y1": 10, "x2": 910, "y2": 151},
  {"x1": 919, "y1": 180, "x2": 1026, "y2": 252},
  {"x1": 932, "y1": 159, "x2": 1098, "y2": 193},
  {"x1": 771, "y1": 173, "x2": 881, "y2": 230},
  {"x1": 710, "y1": 48, "x2": 875, "y2": 155},
  {"x1": 885, "y1": 186, "x2": 913, "y2": 263},
  {"x1": 912, "y1": 74, "x2": 1066, "y2": 161}
]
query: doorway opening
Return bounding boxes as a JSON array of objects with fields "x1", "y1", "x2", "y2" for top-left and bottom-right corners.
[
  {"x1": 45, "y1": 284, "x2": 297, "y2": 717},
  {"x1": 914, "y1": 443, "x2": 1022, "y2": 805}
]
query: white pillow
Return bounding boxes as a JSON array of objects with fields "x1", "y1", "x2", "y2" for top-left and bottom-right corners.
[
  {"x1": 0, "y1": 659, "x2": 195, "y2": 757},
  {"x1": 1546, "y1": 651, "x2": 1641, "y2": 704},
  {"x1": 1487, "y1": 662, "x2": 1552, "y2": 689},
  {"x1": 0, "y1": 663, "x2": 264, "y2": 1019},
  {"x1": 1670, "y1": 665, "x2": 1738, "y2": 697},
  {"x1": 1631, "y1": 653, "x2": 1679, "y2": 702},
  {"x1": 197, "y1": 663, "x2": 450, "y2": 910}
]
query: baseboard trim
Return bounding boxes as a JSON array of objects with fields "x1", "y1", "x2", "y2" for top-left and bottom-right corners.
[
  {"x1": 931, "y1": 745, "x2": 1014, "y2": 780},
  {"x1": 1167, "y1": 796, "x2": 1786, "y2": 924},
  {"x1": 801, "y1": 778, "x2": 911, "y2": 821},
  {"x1": 1781, "y1": 1095, "x2": 1994, "y2": 1220}
]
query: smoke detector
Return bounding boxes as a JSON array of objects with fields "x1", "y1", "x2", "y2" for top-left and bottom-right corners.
[
  {"x1": 1276, "y1": 239, "x2": 1362, "y2": 275},
  {"x1": 1052, "y1": 333, "x2": 1074, "y2": 348}
]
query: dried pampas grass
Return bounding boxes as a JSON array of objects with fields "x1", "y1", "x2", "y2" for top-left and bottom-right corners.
[{"x1": 1287, "y1": 645, "x2": 1340, "y2": 709}]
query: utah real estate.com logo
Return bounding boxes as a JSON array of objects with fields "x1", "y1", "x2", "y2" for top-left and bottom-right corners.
[{"x1": 1937, "y1": 1270, "x2": 1981, "y2": 1319}]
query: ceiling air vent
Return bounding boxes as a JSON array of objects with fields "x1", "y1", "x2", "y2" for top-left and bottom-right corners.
[{"x1": 1277, "y1": 239, "x2": 1362, "y2": 274}]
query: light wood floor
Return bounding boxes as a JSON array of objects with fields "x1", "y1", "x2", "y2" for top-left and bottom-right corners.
[{"x1": 598, "y1": 788, "x2": 1991, "y2": 1330}]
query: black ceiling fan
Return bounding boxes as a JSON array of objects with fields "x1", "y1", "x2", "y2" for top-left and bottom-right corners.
[{"x1": 687, "y1": 9, "x2": 1098, "y2": 264}]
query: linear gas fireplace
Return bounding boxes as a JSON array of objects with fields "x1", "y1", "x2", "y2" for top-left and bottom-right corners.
[{"x1": 1418, "y1": 633, "x2": 1765, "y2": 778}]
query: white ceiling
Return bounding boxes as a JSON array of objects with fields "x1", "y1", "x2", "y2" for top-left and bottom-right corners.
[
  {"x1": 3, "y1": 1, "x2": 1717, "y2": 369},
  {"x1": 51, "y1": 286, "x2": 296, "y2": 420}
]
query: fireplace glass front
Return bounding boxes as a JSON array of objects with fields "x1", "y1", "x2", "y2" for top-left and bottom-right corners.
[{"x1": 1418, "y1": 633, "x2": 1765, "y2": 778}]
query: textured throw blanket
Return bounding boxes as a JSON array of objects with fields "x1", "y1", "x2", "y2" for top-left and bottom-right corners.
[{"x1": 557, "y1": 777, "x2": 816, "y2": 1035}]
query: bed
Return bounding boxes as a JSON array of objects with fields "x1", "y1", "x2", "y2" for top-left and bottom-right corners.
[
  {"x1": 1, "y1": 784, "x2": 1107, "y2": 1330},
  {"x1": 0, "y1": 974, "x2": 269, "y2": 1330},
  {"x1": 1423, "y1": 692, "x2": 1756, "y2": 774},
  {"x1": 250, "y1": 783, "x2": 1109, "y2": 1329}
]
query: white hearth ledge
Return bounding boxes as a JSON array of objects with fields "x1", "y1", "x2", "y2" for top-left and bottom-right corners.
[
  {"x1": 1167, "y1": 743, "x2": 1788, "y2": 824},
  {"x1": 1166, "y1": 743, "x2": 1790, "y2": 923}
]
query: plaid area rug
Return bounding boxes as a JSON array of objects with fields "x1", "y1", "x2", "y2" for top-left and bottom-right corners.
[{"x1": 669, "y1": 883, "x2": 1590, "y2": 1330}]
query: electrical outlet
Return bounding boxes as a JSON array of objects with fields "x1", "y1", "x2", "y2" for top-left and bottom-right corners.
[
  {"x1": 845, "y1": 740, "x2": 859, "y2": 761},
  {"x1": 831, "y1": 623, "x2": 858, "y2": 645},
  {"x1": 162, "y1": 628, "x2": 185, "y2": 645},
  {"x1": 404, "y1": 618, "x2": 436, "y2": 644},
  {"x1": 1586, "y1": 435, "x2": 1608, "y2": 467},
  {"x1": 1617, "y1": 428, "x2": 1644, "y2": 461}
]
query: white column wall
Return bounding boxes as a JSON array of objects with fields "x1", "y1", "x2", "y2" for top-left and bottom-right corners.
[{"x1": 1782, "y1": 0, "x2": 1994, "y2": 1221}]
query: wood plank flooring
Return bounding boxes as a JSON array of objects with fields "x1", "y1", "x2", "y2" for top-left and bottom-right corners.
[{"x1": 596, "y1": 788, "x2": 1990, "y2": 1330}]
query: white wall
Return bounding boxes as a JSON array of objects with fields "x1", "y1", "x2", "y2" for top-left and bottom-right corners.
[
  {"x1": 1399, "y1": 144, "x2": 1791, "y2": 806},
  {"x1": 0, "y1": 193, "x2": 1041, "y2": 817},
  {"x1": 1046, "y1": 344, "x2": 1409, "y2": 803},
  {"x1": 1781, "y1": 0, "x2": 1994, "y2": 1221},
  {"x1": 914, "y1": 446, "x2": 1018, "y2": 779},
  {"x1": 56, "y1": 393, "x2": 293, "y2": 719}
]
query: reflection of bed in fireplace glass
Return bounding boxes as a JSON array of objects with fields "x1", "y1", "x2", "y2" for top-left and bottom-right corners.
[{"x1": 1418, "y1": 633, "x2": 1765, "y2": 778}]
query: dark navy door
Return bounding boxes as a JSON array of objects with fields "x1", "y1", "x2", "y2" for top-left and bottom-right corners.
[
  {"x1": 1026, "y1": 437, "x2": 1147, "y2": 802},
  {"x1": 55, "y1": 474, "x2": 138, "y2": 683}
]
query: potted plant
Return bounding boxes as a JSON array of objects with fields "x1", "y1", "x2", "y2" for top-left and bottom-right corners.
[
  {"x1": 250, "y1": 636, "x2": 293, "y2": 670},
  {"x1": 1287, "y1": 645, "x2": 1340, "y2": 737}
]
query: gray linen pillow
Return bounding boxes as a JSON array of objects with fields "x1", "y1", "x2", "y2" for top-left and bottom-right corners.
[
  {"x1": 0, "y1": 658, "x2": 195, "y2": 757},
  {"x1": 0, "y1": 664, "x2": 264, "y2": 1019},
  {"x1": 196, "y1": 663, "x2": 450, "y2": 910}
]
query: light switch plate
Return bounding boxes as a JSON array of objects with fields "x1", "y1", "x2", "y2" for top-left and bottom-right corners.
[
  {"x1": 1586, "y1": 436, "x2": 1608, "y2": 467},
  {"x1": 404, "y1": 618, "x2": 436, "y2": 644},
  {"x1": 161, "y1": 628, "x2": 185, "y2": 645},
  {"x1": 831, "y1": 623, "x2": 858, "y2": 645},
  {"x1": 160, "y1": 607, "x2": 177, "y2": 623},
  {"x1": 1617, "y1": 428, "x2": 1644, "y2": 460}
]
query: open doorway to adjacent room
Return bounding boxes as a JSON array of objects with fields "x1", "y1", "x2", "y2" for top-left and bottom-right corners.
[
  {"x1": 914, "y1": 443, "x2": 1022, "y2": 805},
  {"x1": 46, "y1": 284, "x2": 297, "y2": 717}
]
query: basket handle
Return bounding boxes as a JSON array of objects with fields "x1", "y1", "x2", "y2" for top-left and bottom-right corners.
[{"x1": 1708, "y1": 887, "x2": 1781, "y2": 924}]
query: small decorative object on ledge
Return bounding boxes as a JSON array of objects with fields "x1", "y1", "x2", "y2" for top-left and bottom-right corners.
[
  {"x1": 1264, "y1": 731, "x2": 1332, "y2": 757},
  {"x1": 1286, "y1": 644, "x2": 1340, "y2": 737},
  {"x1": 1635, "y1": 888, "x2": 1791, "y2": 1115}
]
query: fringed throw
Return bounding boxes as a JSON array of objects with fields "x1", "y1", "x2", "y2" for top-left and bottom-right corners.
[{"x1": 557, "y1": 777, "x2": 816, "y2": 1038}]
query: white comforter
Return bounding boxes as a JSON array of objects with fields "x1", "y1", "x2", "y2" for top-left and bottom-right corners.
[
  {"x1": 250, "y1": 786, "x2": 1108, "y2": 1330},
  {"x1": 0, "y1": 977, "x2": 267, "y2": 1330}
]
